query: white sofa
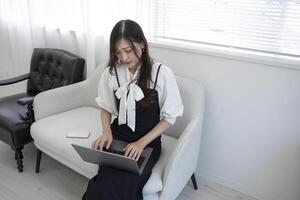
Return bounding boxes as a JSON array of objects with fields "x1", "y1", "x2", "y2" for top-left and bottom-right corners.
[{"x1": 30, "y1": 64, "x2": 205, "y2": 200}]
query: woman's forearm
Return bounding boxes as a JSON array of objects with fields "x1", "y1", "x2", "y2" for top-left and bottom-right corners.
[
  {"x1": 101, "y1": 108, "x2": 112, "y2": 134},
  {"x1": 139, "y1": 119, "x2": 172, "y2": 147}
]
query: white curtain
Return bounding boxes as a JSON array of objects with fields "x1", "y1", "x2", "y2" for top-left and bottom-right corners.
[{"x1": 0, "y1": 0, "x2": 140, "y2": 79}]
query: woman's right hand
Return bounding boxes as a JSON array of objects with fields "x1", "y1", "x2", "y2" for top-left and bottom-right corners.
[{"x1": 91, "y1": 129, "x2": 113, "y2": 150}]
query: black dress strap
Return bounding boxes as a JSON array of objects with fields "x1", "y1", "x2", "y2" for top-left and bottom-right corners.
[
  {"x1": 114, "y1": 66, "x2": 120, "y2": 87},
  {"x1": 153, "y1": 64, "x2": 162, "y2": 89}
]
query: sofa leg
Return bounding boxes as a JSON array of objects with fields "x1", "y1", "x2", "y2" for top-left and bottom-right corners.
[
  {"x1": 191, "y1": 173, "x2": 198, "y2": 190},
  {"x1": 15, "y1": 147, "x2": 24, "y2": 172},
  {"x1": 35, "y1": 148, "x2": 42, "y2": 173}
]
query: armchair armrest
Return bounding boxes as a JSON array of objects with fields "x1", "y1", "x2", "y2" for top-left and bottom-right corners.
[
  {"x1": 160, "y1": 117, "x2": 203, "y2": 200},
  {"x1": 33, "y1": 80, "x2": 96, "y2": 121},
  {"x1": 17, "y1": 96, "x2": 35, "y2": 124},
  {"x1": 17, "y1": 96, "x2": 34, "y2": 106},
  {"x1": 0, "y1": 73, "x2": 29, "y2": 86}
]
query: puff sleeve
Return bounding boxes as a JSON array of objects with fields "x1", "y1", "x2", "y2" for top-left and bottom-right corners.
[
  {"x1": 158, "y1": 65, "x2": 184, "y2": 124},
  {"x1": 95, "y1": 68, "x2": 118, "y2": 117}
]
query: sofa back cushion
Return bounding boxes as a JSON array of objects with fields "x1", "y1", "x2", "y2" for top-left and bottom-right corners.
[{"x1": 163, "y1": 76, "x2": 205, "y2": 139}]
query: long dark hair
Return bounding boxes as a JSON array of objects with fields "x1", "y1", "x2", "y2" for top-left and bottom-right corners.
[{"x1": 107, "y1": 19, "x2": 154, "y2": 107}]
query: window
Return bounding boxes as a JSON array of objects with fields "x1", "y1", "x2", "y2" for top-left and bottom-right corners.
[{"x1": 150, "y1": 0, "x2": 300, "y2": 58}]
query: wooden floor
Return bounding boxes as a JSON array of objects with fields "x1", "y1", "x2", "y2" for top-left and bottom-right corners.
[{"x1": 0, "y1": 142, "x2": 257, "y2": 200}]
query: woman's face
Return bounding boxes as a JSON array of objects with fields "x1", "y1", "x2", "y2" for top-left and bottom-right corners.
[{"x1": 115, "y1": 39, "x2": 144, "y2": 72}]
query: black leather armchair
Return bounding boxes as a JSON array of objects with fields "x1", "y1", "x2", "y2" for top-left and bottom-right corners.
[{"x1": 0, "y1": 48, "x2": 85, "y2": 172}]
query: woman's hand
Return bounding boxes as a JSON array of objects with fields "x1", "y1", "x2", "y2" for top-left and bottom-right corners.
[
  {"x1": 91, "y1": 129, "x2": 113, "y2": 150},
  {"x1": 123, "y1": 140, "x2": 146, "y2": 161}
]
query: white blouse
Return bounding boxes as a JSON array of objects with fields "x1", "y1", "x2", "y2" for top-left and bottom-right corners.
[{"x1": 95, "y1": 62, "x2": 183, "y2": 132}]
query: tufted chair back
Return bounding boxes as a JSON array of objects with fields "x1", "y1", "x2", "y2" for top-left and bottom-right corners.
[{"x1": 27, "y1": 48, "x2": 85, "y2": 95}]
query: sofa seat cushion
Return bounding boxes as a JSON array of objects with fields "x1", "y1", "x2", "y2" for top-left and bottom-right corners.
[
  {"x1": 30, "y1": 106, "x2": 178, "y2": 195},
  {"x1": 31, "y1": 106, "x2": 101, "y2": 177}
]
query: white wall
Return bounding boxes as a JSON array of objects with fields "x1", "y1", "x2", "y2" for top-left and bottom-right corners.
[{"x1": 150, "y1": 45, "x2": 300, "y2": 200}]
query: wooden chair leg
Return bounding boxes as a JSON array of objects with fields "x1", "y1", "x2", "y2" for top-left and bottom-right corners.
[
  {"x1": 35, "y1": 148, "x2": 42, "y2": 173},
  {"x1": 191, "y1": 173, "x2": 198, "y2": 190},
  {"x1": 15, "y1": 146, "x2": 24, "y2": 172}
]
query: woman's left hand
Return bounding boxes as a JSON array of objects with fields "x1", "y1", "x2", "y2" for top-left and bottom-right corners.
[{"x1": 123, "y1": 140, "x2": 145, "y2": 161}]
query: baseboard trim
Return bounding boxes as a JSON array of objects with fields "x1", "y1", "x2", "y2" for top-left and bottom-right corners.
[{"x1": 196, "y1": 169, "x2": 279, "y2": 200}]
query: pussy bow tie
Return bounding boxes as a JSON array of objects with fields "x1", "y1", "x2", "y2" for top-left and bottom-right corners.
[{"x1": 115, "y1": 81, "x2": 144, "y2": 131}]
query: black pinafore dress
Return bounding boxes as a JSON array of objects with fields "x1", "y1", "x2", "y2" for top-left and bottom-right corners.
[{"x1": 85, "y1": 65, "x2": 162, "y2": 200}]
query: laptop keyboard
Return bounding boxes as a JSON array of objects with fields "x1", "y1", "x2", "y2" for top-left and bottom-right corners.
[
  {"x1": 102, "y1": 148, "x2": 145, "y2": 169},
  {"x1": 103, "y1": 148, "x2": 124, "y2": 156}
]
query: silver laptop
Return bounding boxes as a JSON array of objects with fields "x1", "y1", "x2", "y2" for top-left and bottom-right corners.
[{"x1": 72, "y1": 139, "x2": 153, "y2": 175}]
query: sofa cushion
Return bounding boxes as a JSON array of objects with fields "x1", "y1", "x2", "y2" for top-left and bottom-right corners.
[
  {"x1": 31, "y1": 106, "x2": 100, "y2": 178},
  {"x1": 30, "y1": 106, "x2": 178, "y2": 194}
]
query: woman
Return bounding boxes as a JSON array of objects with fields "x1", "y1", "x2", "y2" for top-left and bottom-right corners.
[{"x1": 83, "y1": 19, "x2": 183, "y2": 200}]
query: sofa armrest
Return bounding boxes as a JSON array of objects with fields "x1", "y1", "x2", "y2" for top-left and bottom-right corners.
[
  {"x1": 33, "y1": 80, "x2": 95, "y2": 120},
  {"x1": 0, "y1": 73, "x2": 29, "y2": 86},
  {"x1": 160, "y1": 117, "x2": 203, "y2": 200}
]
